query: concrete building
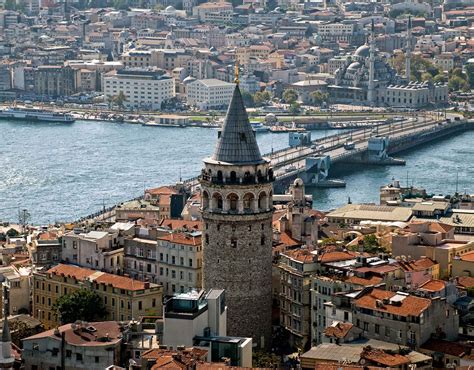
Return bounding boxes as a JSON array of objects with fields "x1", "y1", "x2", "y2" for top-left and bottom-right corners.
[
  {"x1": 124, "y1": 231, "x2": 202, "y2": 295},
  {"x1": 0, "y1": 265, "x2": 30, "y2": 318},
  {"x1": 200, "y1": 83, "x2": 274, "y2": 348},
  {"x1": 235, "y1": 45, "x2": 271, "y2": 66},
  {"x1": 186, "y1": 79, "x2": 235, "y2": 110},
  {"x1": 192, "y1": 2, "x2": 233, "y2": 23},
  {"x1": 278, "y1": 248, "x2": 317, "y2": 349},
  {"x1": 326, "y1": 204, "x2": 413, "y2": 225},
  {"x1": 29, "y1": 230, "x2": 62, "y2": 268},
  {"x1": 22, "y1": 321, "x2": 125, "y2": 370},
  {"x1": 452, "y1": 250, "x2": 474, "y2": 278},
  {"x1": 163, "y1": 289, "x2": 252, "y2": 367},
  {"x1": 62, "y1": 230, "x2": 124, "y2": 274},
  {"x1": 103, "y1": 69, "x2": 175, "y2": 110},
  {"x1": 34, "y1": 65, "x2": 76, "y2": 97},
  {"x1": 32, "y1": 264, "x2": 163, "y2": 329}
]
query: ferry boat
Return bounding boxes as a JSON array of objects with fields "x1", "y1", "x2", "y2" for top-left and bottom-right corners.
[
  {"x1": 0, "y1": 107, "x2": 75, "y2": 123},
  {"x1": 251, "y1": 122, "x2": 270, "y2": 132}
]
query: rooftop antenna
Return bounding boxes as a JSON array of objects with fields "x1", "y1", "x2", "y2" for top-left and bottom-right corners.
[
  {"x1": 455, "y1": 170, "x2": 459, "y2": 194},
  {"x1": 406, "y1": 171, "x2": 409, "y2": 189},
  {"x1": 179, "y1": 168, "x2": 182, "y2": 183}
]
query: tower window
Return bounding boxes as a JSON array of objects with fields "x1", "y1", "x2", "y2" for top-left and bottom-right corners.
[
  {"x1": 230, "y1": 238, "x2": 237, "y2": 248},
  {"x1": 261, "y1": 236, "x2": 265, "y2": 246},
  {"x1": 205, "y1": 234, "x2": 209, "y2": 244}
]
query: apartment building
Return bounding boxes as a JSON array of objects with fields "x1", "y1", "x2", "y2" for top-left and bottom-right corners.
[
  {"x1": 186, "y1": 78, "x2": 234, "y2": 109},
  {"x1": 124, "y1": 231, "x2": 202, "y2": 296},
  {"x1": 317, "y1": 22, "x2": 355, "y2": 42},
  {"x1": 325, "y1": 288, "x2": 459, "y2": 350},
  {"x1": 235, "y1": 45, "x2": 272, "y2": 65},
  {"x1": 32, "y1": 264, "x2": 163, "y2": 329},
  {"x1": 103, "y1": 69, "x2": 175, "y2": 110},
  {"x1": 279, "y1": 248, "x2": 317, "y2": 349},
  {"x1": 0, "y1": 265, "x2": 30, "y2": 318},
  {"x1": 192, "y1": 2, "x2": 233, "y2": 23},
  {"x1": 34, "y1": 65, "x2": 77, "y2": 97},
  {"x1": 62, "y1": 229, "x2": 124, "y2": 274},
  {"x1": 22, "y1": 321, "x2": 124, "y2": 370}
]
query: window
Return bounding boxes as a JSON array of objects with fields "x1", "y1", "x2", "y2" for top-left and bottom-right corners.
[
  {"x1": 66, "y1": 350, "x2": 72, "y2": 358},
  {"x1": 76, "y1": 353, "x2": 83, "y2": 361},
  {"x1": 138, "y1": 301, "x2": 143, "y2": 310},
  {"x1": 375, "y1": 324, "x2": 379, "y2": 334},
  {"x1": 189, "y1": 259, "x2": 193, "y2": 267},
  {"x1": 95, "y1": 356, "x2": 100, "y2": 363},
  {"x1": 363, "y1": 322, "x2": 369, "y2": 331}
]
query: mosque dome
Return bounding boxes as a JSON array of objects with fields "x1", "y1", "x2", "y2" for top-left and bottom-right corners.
[
  {"x1": 354, "y1": 44, "x2": 370, "y2": 58},
  {"x1": 165, "y1": 5, "x2": 176, "y2": 11},
  {"x1": 183, "y1": 76, "x2": 196, "y2": 84},
  {"x1": 347, "y1": 62, "x2": 362, "y2": 70}
]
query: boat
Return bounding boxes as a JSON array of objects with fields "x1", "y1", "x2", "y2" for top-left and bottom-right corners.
[
  {"x1": 251, "y1": 122, "x2": 270, "y2": 132},
  {"x1": 142, "y1": 121, "x2": 185, "y2": 128},
  {"x1": 0, "y1": 107, "x2": 75, "y2": 123}
]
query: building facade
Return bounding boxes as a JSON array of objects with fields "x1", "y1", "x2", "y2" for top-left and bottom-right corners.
[
  {"x1": 186, "y1": 79, "x2": 235, "y2": 110},
  {"x1": 200, "y1": 83, "x2": 274, "y2": 348}
]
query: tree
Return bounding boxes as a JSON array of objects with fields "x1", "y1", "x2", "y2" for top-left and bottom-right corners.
[
  {"x1": 433, "y1": 74, "x2": 445, "y2": 84},
  {"x1": 289, "y1": 102, "x2": 301, "y2": 114},
  {"x1": 252, "y1": 351, "x2": 280, "y2": 368},
  {"x1": 241, "y1": 91, "x2": 255, "y2": 108},
  {"x1": 421, "y1": 72, "x2": 433, "y2": 82},
  {"x1": 310, "y1": 91, "x2": 328, "y2": 106},
  {"x1": 53, "y1": 288, "x2": 107, "y2": 324},
  {"x1": 465, "y1": 63, "x2": 474, "y2": 88},
  {"x1": 9, "y1": 320, "x2": 41, "y2": 347},
  {"x1": 448, "y1": 76, "x2": 469, "y2": 92},
  {"x1": 113, "y1": 91, "x2": 128, "y2": 109},
  {"x1": 254, "y1": 91, "x2": 271, "y2": 107},
  {"x1": 282, "y1": 89, "x2": 298, "y2": 104}
]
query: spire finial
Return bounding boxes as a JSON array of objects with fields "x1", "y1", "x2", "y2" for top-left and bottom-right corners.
[{"x1": 234, "y1": 61, "x2": 239, "y2": 85}]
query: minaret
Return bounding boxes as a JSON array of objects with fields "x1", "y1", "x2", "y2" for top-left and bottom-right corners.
[
  {"x1": 0, "y1": 286, "x2": 14, "y2": 370},
  {"x1": 405, "y1": 16, "x2": 412, "y2": 82},
  {"x1": 367, "y1": 19, "x2": 376, "y2": 105},
  {"x1": 200, "y1": 66, "x2": 274, "y2": 349}
]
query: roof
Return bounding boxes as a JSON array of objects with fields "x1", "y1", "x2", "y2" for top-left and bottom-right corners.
[
  {"x1": 419, "y1": 279, "x2": 446, "y2": 292},
  {"x1": 354, "y1": 288, "x2": 431, "y2": 317},
  {"x1": 323, "y1": 321, "x2": 353, "y2": 339},
  {"x1": 421, "y1": 338, "x2": 468, "y2": 357},
  {"x1": 460, "y1": 250, "x2": 474, "y2": 262},
  {"x1": 345, "y1": 275, "x2": 383, "y2": 287},
  {"x1": 159, "y1": 219, "x2": 202, "y2": 231},
  {"x1": 361, "y1": 348, "x2": 409, "y2": 367},
  {"x1": 209, "y1": 85, "x2": 265, "y2": 165},
  {"x1": 398, "y1": 257, "x2": 437, "y2": 272},
  {"x1": 301, "y1": 344, "x2": 361, "y2": 363},
  {"x1": 282, "y1": 248, "x2": 315, "y2": 263},
  {"x1": 146, "y1": 186, "x2": 178, "y2": 196},
  {"x1": 327, "y1": 204, "x2": 412, "y2": 222},
  {"x1": 457, "y1": 276, "x2": 474, "y2": 289},
  {"x1": 46, "y1": 264, "x2": 155, "y2": 291},
  {"x1": 319, "y1": 250, "x2": 358, "y2": 263},
  {"x1": 23, "y1": 321, "x2": 123, "y2": 346},
  {"x1": 158, "y1": 232, "x2": 201, "y2": 246}
]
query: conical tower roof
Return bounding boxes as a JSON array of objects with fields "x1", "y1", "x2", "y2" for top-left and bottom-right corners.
[{"x1": 211, "y1": 85, "x2": 264, "y2": 164}]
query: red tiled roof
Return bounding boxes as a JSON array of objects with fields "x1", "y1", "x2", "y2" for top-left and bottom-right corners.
[
  {"x1": 319, "y1": 251, "x2": 357, "y2": 263},
  {"x1": 419, "y1": 279, "x2": 446, "y2": 292},
  {"x1": 323, "y1": 322, "x2": 353, "y2": 339},
  {"x1": 279, "y1": 232, "x2": 301, "y2": 248},
  {"x1": 457, "y1": 276, "x2": 474, "y2": 289},
  {"x1": 94, "y1": 273, "x2": 147, "y2": 291},
  {"x1": 159, "y1": 219, "x2": 202, "y2": 231},
  {"x1": 24, "y1": 321, "x2": 122, "y2": 346},
  {"x1": 361, "y1": 348, "x2": 409, "y2": 367},
  {"x1": 398, "y1": 257, "x2": 437, "y2": 272},
  {"x1": 346, "y1": 275, "x2": 383, "y2": 287},
  {"x1": 283, "y1": 248, "x2": 315, "y2": 263},
  {"x1": 158, "y1": 232, "x2": 201, "y2": 246},
  {"x1": 355, "y1": 289, "x2": 431, "y2": 317},
  {"x1": 460, "y1": 251, "x2": 474, "y2": 262},
  {"x1": 146, "y1": 186, "x2": 177, "y2": 196},
  {"x1": 48, "y1": 264, "x2": 96, "y2": 281},
  {"x1": 421, "y1": 338, "x2": 468, "y2": 357}
]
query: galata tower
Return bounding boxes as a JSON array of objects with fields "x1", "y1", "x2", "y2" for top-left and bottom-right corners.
[{"x1": 200, "y1": 82, "x2": 274, "y2": 349}]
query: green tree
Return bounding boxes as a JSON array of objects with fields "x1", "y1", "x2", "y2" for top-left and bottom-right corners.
[
  {"x1": 289, "y1": 102, "x2": 301, "y2": 114},
  {"x1": 113, "y1": 91, "x2": 128, "y2": 109},
  {"x1": 448, "y1": 76, "x2": 469, "y2": 92},
  {"x1": 421, "y1": 72, "x2": 433, "y2": 82},
  {"x1": 283, "y1": 89, "x2": 298, "y2": 104},
  {"x1": 310, "y1": 91, "x2": 328, "y2": 106},
  {"x1": 254, "y1": 91, "x2": 271, "y2": 106},
  {"x1": 433, "y1": 74, "x2": 445, "y2": 84},
  {"x1": 465, "y1": 64, "x2": 474, "y2": 88},
  {"x1": 252, "y1": 351, "x2": 280, "y2": 368},
  {"x1": 241, "y1": 90, "x2": 255, "y2": 108},
  {"x1": 53, "y1": 288, "x2": 107, "y2": 324}
]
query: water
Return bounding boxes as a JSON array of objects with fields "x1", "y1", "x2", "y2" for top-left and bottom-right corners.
[{"x1": 0, "y1": 119, "x2": 472, "y2": 224}]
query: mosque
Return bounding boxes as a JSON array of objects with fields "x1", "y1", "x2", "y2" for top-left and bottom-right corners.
[{"x1": 328, "y1": 20, "x2": 448, "y2": 108}]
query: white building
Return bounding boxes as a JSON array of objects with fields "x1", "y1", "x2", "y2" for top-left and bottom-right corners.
[
  {"x1": 163, "y1": 289, "x2": 252, "y2": 368},
  {"x1": 62, "y1": 230, "x2": 124, "y2": 274},
  {"x1": 186, "y1": 79, "x2": 235, "y2": 109},
  {"x1": 103, "y1": 69, "x2": 175, "y2": 110},
  {"x1": 0, "y1": 265, "x2": 30, "y2": 317},
  {"x1": 382, "y1": 81, "x2": 448, "y2": 108}
]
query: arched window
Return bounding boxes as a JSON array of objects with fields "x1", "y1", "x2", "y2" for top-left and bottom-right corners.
[
  {"x1": 268, "y1": 169, "x2": 274, "y2": 180},
  {"x1": 213, "y1": 193, "x2": 223, "y2": 210},
  {"x1": 257, "y1": 169, "x2": 263, "y2": 181},
  {"x1": 228, "y1": 193, "x2": 238, "y2": 212},
  {"x1": 217, "y1": 170, "x2": 223, "y2": 182},
  {"x1": 202, "y1": 191, "x2": 210, "y2": 210},
  {"x1": 230, "y1": 171, "x2": 237, "y2": 183},
  {"x1": 243, "y1": 193, "x2": 254, "y2": 212},
  {"x1": 258, "y1": 191, "x2": 267, "y2": 210}
]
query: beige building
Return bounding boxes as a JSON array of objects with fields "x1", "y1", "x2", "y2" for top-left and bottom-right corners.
[
  {"x1": 236, "y1": 45, "x2": 272, "y2": 66},
  {"x1": 279, "y1": 248, "x2": 317, "y2": 349},
  {"x1": 0, "y1": 265, "x2": 31, "y2": 318},
  {"x1": 124, "y1": 231, "x2": 202, "y2": 295},
  {"x1": 115, "y1": 199, "x2": 161, "y2": 222},
  {"x1": 32, "y1": 264, "x2": 163, "y2": 329},
  {"x1": 22, "y1": 321, "x2": 124, "y2": 370},
  {"x1": 192, "y1": 2, "x2": 233, "y2": 23},
  {"x1": 62, "y1": 230, "x2": 124, "y2": 274},
  {"x1": 452, "y1": 250, "x2": 474, "y2": 278},
  {"x1": 326, "y1": 204, "x2": 413, "y2": 225}
]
